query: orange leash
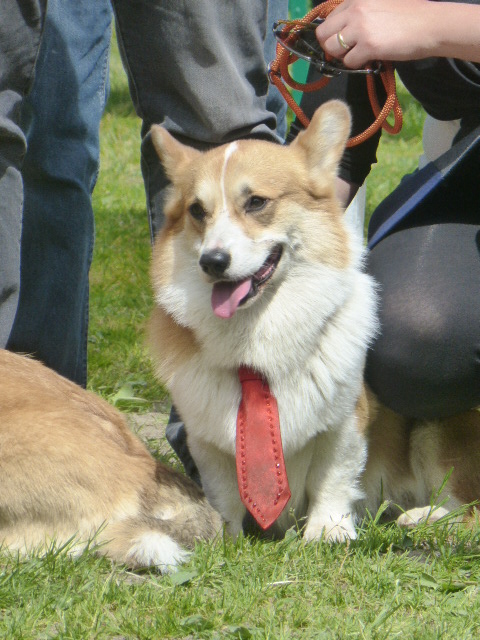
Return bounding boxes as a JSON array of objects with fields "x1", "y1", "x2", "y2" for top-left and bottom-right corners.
[{"x1": 269, "y1": 0, "x2": 403, "y2": 147}]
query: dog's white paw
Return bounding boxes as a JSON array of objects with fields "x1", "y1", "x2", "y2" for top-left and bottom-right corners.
[
  {"x1": 396, "y1": 506, "x2": 449, "y2": 528},
  {"x1": 304, "y1": 514, "x2": 356, "y2": 543},
  {"x1": 125, "y1": 532, "x2": 190, "y2": 573}
]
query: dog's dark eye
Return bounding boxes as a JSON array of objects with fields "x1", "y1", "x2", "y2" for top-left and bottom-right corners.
[
  {"x1": 189, "y1": 202, "x2": 206, "y2": 221},
  {"x1": 245, "y1": 195, "x2": 268, "y2": 213}
]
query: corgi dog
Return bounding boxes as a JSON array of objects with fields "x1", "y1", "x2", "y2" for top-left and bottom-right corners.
[
  {"x1": 148, "y1": 100, "x2": 480, "y2": 540},
  {"x1": 0, "y1": 349, "x2": 221, "y2": 570},
  {"x1": 148, "y1": 101, "x2": 376, "y2": 541}
]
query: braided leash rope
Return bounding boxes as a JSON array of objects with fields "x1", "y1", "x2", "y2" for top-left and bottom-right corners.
[{"x1": 269, "y1": 0, "x2": 403, "y2": 146}]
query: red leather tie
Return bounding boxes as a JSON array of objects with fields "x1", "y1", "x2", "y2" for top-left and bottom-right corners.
[{"x1": 236, "y1": 366, "x2": 291, "y2": 529}]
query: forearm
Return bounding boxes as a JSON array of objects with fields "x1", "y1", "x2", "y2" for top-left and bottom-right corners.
[{"x1": 424, "y1": 2, "x2": 480, "y2": 62}]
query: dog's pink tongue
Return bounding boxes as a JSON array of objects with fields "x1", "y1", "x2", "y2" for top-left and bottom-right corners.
[{"x1": 211, "y1": 279, "x2": 252, "y2": 319}]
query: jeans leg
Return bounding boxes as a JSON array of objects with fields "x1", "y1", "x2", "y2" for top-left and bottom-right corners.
[
  {"x1": 6, "y1": 0, "x2": 113, "y2": 386},
  {"x1": 0, "y1": 0, "x2": 46, "y2": 347}
]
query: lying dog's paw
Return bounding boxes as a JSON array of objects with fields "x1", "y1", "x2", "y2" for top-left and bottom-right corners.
[
  {"x1": 304, "y1": 514, "x2": 356, "y2": 543},
  {"x1": 124, "y1": 532, "x2": 191, "y2": 573},
  {"x1": 396, "y1": 506, "x2": 449, "y2": 528}
]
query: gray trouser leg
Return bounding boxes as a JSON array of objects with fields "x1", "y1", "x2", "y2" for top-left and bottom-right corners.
[
  {"x1": 0, "y1": 0, "x2": 46, "y2": 347},
  {"x1": 111, "y1": 0, "x2": 288, "y2": 478}
]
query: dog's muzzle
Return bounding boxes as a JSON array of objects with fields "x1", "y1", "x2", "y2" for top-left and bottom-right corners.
[{"x1": 206, "y1": 245, "x2": 283, "y2": 319}]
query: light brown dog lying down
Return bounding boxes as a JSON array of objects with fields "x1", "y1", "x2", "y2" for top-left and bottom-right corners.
[{"x1": 0, "y1": 349, "x2": 221, "y2": 571}]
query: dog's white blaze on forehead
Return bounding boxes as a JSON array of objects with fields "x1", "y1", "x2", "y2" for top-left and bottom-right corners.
[
  {"x1": 220, "y1": 141, "x2": 238, "y2": 214},
  {"x1": 202, "y1": 141, "x2": 243, "y2": 253},
  {"x1": 201, "y1": 139, "x2": 272, "y2": 272}
]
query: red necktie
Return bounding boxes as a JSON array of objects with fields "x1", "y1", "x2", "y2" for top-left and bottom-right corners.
[{"x1": 236, "y1": 366, "x2": 291, "y2": 530}]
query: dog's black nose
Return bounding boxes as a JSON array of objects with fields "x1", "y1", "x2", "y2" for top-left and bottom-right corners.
[{"x1": 199, "y1": 249, "x2": 231, "y2": 277}]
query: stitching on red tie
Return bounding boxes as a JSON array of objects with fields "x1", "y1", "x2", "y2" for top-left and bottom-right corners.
[
  {"x1": 236, "y1": 366, "x2": 291, "y2": 529},
  {"x1": 237, "y1": 410, "x2": 268, "y2": 526}
]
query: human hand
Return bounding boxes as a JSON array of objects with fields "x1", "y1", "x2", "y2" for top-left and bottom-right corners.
[{"x1": 315, "y1": 0, "x2": 478, "y2": 69}]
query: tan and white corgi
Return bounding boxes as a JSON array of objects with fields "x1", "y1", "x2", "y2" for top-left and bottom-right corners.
[
  {"x1": 148, "y1": 101, "x2": 376, "y2": 541},
  {"x1": 0, "y1": 349, "x2": 221, "y2": 570},
  {"x1": 148, "y1": 100, "x2": 480, "y2": 540}
]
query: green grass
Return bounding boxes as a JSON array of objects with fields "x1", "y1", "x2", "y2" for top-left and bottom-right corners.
[
  {"x1": 3, "y1": 37, "x2": 479, "y2": 640},
  {"x1": 87, "y1": 39, "x2": 164, "y2": 408},
  {"x1": 1, "y1": 517, "x2": 480, "y2": 638}
]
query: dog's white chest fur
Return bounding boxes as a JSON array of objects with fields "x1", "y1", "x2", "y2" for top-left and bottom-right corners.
[
  {"x1": 161, "y1": 237, "x2": 377, "y2": 539},
  {"x1": 167, "y1": 252, "x2": 375, "y2": 455}
]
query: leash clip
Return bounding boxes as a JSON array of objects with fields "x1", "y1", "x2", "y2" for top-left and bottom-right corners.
[{"x1": 273, "y1": 19, "x2": 382, "y2": 77}]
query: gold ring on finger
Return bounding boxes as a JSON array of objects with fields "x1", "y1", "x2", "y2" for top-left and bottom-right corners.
[{"x1": 337, "y1": 31, "x2": 351, "y2": 51}]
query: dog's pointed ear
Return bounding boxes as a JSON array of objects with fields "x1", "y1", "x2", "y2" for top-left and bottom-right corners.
[
  {"x1": 150, "y1": 125, "x2": 201, "y2": 181},
  {"x1": 290, "y1": 100, "x2": 351, "y2": 193}
]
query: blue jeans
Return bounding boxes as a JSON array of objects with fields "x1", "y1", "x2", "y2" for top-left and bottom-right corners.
[
  {"x1": 6, "y1": 0, "x2": 112, "y2": 386},
  {"x1": 265, "y1": 0, "x2": 288, "y2": 141},
  {"x1": 0, "y1": 0, "x2": 46, "y2": 347}
]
